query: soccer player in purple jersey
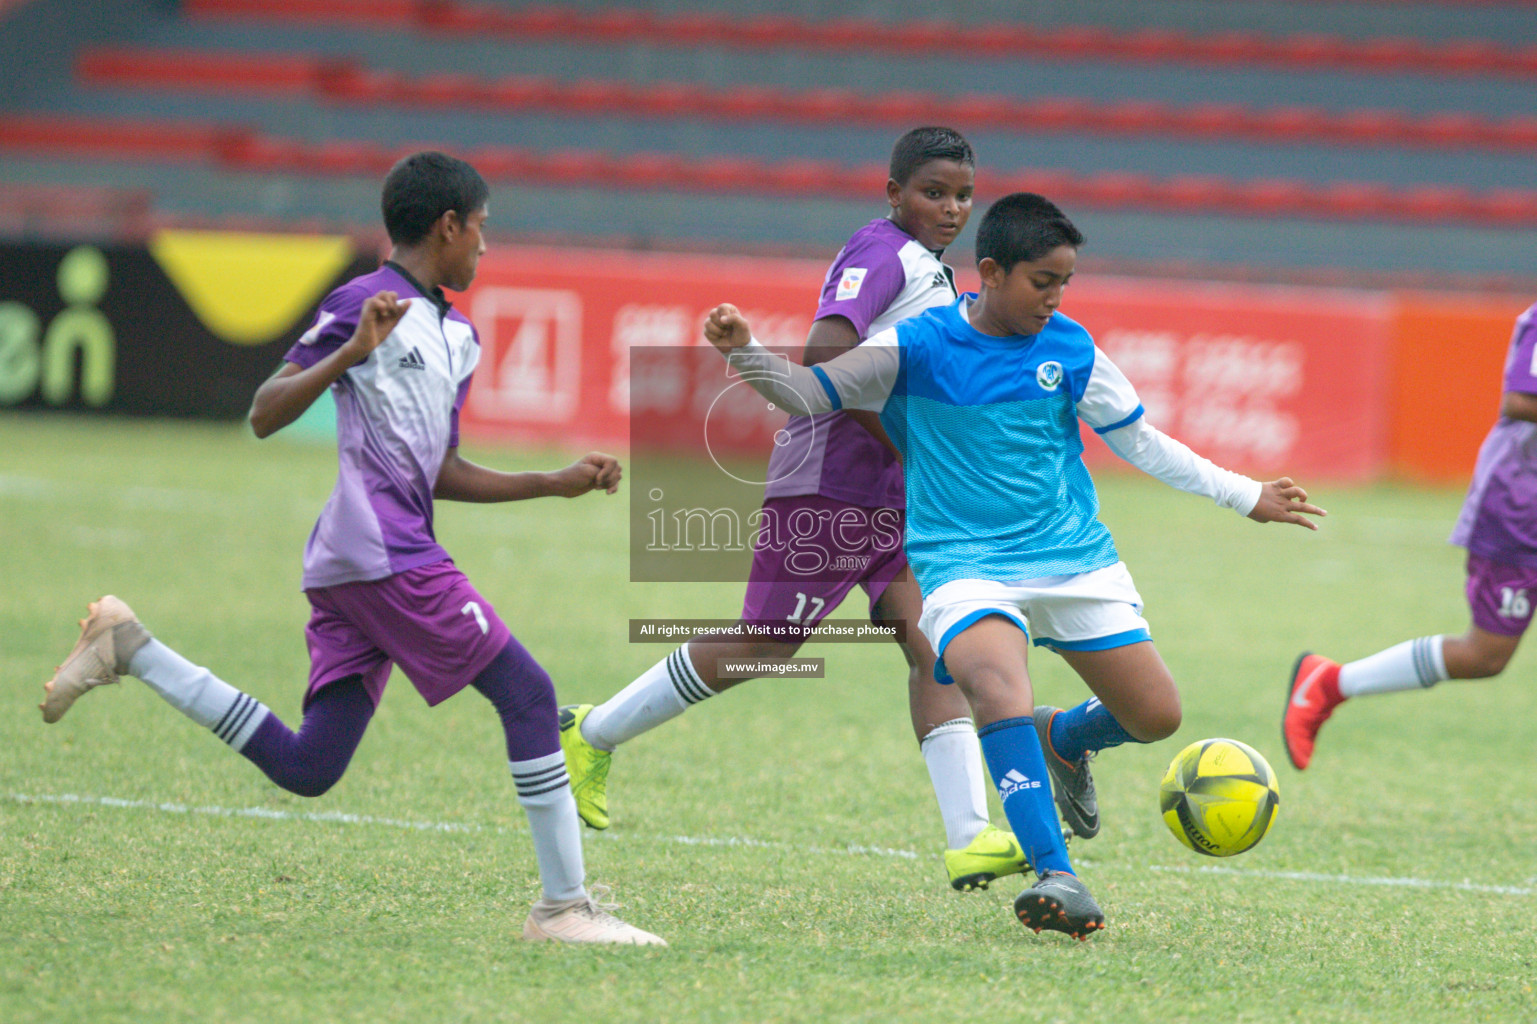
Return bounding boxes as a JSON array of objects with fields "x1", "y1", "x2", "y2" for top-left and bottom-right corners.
[
  {"x1": 1284, "y1": 302, "x2": 1537, "y2": 771},
  {"x1": 560, "y1": 128, "x2": 1045, "y2": 891},
  {"x1": 40, "y1": 152, "x2": 664, "y2": 946}
]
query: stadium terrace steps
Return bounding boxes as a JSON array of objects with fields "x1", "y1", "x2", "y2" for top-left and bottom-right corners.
[
  {"x1": 181, "y1": 0, "x2": 1537, "y2": 78},
  {"x1": 75, "y1": 45, "x2": 1537, "y2": 155},
  {"x1": 0, "y1": 182, "x2": 155, "y2": 240},
  {"x1": 4, "y1": 112, "x2": 1536, "y2": 228}
]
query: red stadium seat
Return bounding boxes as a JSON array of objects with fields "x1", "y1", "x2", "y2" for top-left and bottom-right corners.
[
  {"x1": 482, "y1": 75, "x2": 557, "y2": 111},
  {"x1": 1250, "y1": 106, "x2": 1330, "y2": 143},
  {"x1": 1098, "y1": 100, "x2": 1171, "y2": 135},
  {"x1": 1159, "y1": 175, "x2": 1233, "y2": 211},
  {"x1": 1228, "y1": 178, "x2": 1311, "y2": 216},
  {"x1": 1319, "y1": 181, "x2": 1397, "y2": 220},
  {"x1": 692, "y1": 156, "x2": 772, "y2": 192},
  {"x1": 609, "y1": 152, "x2": 690, "y2": 190},
  {"x1": 1395, "y1": 185, "x2": 1478, "y2": 221},
  {"x1": 1176, "y1": 103, "x2": 1249, "y2": 138},
  {"x1": 551, "y1": 80, "x2": 631, "y2": 115},
  {"x1": 945, "y1": 94, "x2": 1018, "y2": 130},
  {"x1": 1074, "y1": 172, "x2": 1158, "y2": 209},
  {"x1": 180, "y1": 2, "x2": 1537, "y2": 81},
  {"x1": 634, "y1": 82, "x2": 706, "y2": 119},
  {"x1": 405, "y1": 73, "x2": 487, "y2": 108},
  {"x1": 536, "y1": 149, "x2": 619, "y2": 186},
  {"x1": 462, "y1": 146, "x2": 541, "y2": 181},
  {"x1": 1475, "y1": 189, "x2": 1537, "y2": 226},
  {"x1": 863, "y1": 91, "x2": 935, "y2": 125}
]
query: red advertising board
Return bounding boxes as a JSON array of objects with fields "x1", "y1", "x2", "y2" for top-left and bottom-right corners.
[
  {"x1": 459, "y1": 246, "x2": 1396, "y2": 482},
  {"x1": 1067, "y1": 277, "x2": 1395, "y2": 481},
  {"x1": 458, "y1": 245, "x2": 826, "y2": 450}
]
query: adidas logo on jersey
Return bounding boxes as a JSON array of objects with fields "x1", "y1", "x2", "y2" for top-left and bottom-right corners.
[
  {"x1": 398, "y1": 347, "x2": 426, "y2": 371},
  {"x1": 997, "y1": 768, "x2": 1042, "y2": 802}
]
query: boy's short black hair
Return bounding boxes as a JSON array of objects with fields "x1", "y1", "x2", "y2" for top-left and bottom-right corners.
[
  {"x1": 889, "y1": 127, "x2": 974, "y2": 185},
  {"x1": 974, "y1": 193, "x2": 1085, "y2": 272},
  {"x1": 381, "y1": 151, "x2": 489, "y2": 246}
]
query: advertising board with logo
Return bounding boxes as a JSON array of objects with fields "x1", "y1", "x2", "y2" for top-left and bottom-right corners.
[{"x1": 0, "y1": 234, "x2": 373, "y2": 418}]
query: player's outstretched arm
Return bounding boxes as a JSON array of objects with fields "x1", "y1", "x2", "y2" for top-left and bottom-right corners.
[
  {"x1": 249, "y1": 291, "x2": 410, "y2": 438},
  {"x1": 1246, "y1": 477, "x2": 1327, "y2": 530},
  {"x1": 703, "y1": 303, "x2": 897, "y2": 416},
  {"x1": 703, "y1": 303, "x2": 753, "y2": 352},
  {"x1": 434, "y1": 450, "x2": 622, "y2": 502}
]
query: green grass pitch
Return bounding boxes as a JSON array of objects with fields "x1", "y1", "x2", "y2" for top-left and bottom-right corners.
[{"x1": 3, "y1": 412, "x2": 1535, "y2": 1023}]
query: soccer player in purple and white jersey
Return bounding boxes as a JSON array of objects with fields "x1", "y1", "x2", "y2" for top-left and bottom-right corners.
[
  {"x1": 40, "y1": 152, "x2": 664, "y2": 946},
  {"x1": 560, "y1": 128, "x2": 1038, "y2": 892},
  {"x1": 1285, "y1": 301, "x2": 1537, "y2": 771}
]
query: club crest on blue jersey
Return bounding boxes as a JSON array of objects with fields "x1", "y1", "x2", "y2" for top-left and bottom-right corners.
[{"x1": 1036, "y1": 361, "x2": 1064, "y2": 391}]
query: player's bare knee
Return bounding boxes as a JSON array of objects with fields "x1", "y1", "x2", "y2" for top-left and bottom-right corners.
[
  {"x1": 1127, "y1": 702, "x2": 1181, "y2": 743},
  {"x1": 1463, "y1": 652, "x2": 1511, "y2": 679}
]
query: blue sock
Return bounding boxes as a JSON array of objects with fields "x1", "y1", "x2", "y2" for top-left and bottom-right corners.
[
  {"x1": 977, "y1": 716, "x2": 1073, "y2": 876},
  {"x1": 1049, "y1": 697, "x2": 1138, "y2": 764}
]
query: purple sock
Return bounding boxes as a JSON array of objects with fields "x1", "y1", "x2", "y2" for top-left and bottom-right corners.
[
  {"x1": 471, "y1": 637, "x2": 560, "y2": 762},
  {"x1": 238, "y1": 678, "x2": 375, "y2": 797},
  {"x1": 1049, "y1": 697, "x2": 1139, "y2": 764}
]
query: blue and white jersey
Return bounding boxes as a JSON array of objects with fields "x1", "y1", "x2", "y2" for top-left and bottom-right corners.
[
  {"x1": 874, "y1": 297, "x2": 1142, "y2": 592},
  {"x1": 728, "y1": 293, "x2": 1259, "y2": 598}
]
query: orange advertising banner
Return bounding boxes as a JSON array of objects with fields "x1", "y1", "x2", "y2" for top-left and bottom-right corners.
[
  {"x1": 458, "y1": 246, "x2": 1399, "y2": 482},
  {"x1": 1390, "y1": 294, "x2": 1532, "y2": 483}
]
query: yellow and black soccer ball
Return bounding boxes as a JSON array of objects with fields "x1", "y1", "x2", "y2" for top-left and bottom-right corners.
[{"x1": 1159, "y1": 738, "x2": 1280, "y2": 857}]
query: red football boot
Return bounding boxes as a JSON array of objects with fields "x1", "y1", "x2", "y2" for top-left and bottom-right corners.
[{"x1": 1282, "y1": 652, "x2": 1343, "y2": 771}]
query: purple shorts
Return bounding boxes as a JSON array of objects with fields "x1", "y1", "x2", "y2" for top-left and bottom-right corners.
[
  {"x1": 739, "y1": 494, "x2": 907, "y2": 632},
  {"x1": 1465, "y1": 553, "x2": 1537, "y2": 637},
  {"x1": 303, "y1": 559, "x2": 512, "y2": 709}
]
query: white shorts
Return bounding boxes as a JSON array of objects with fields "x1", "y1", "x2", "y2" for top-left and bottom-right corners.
[{"x1": 918, "y1": 563, "x2": 1152, "y2": 684}]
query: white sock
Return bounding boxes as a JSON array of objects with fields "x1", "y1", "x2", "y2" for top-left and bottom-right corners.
[
  {"x1": 920, "y1": 717, "x2": 991, "y2": 849},
  {"x1": 581, "y1": 645, "x2": 714, "y2": 751},
  {"x1": 511, "y1": 751, "x2": 587, "y2": 902},
  {"x1": 1339, "y1": 636, "x2": 1449, "y2": 697},
  {"x1": 127, "y1": 638, "x2": 267, "y2": 751}
]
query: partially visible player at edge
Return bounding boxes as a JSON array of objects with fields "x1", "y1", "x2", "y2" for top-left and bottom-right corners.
[
  {"x1": 1285, "y1": 301, "x2": 1537, "y2": 771},
  {"x1": 560, "y1": 127, "x2": 1040, "y2": 892},
  {"x1": 40, "y1": 151, "x2": 665, "y2": 946},
  {"x1": 703, "y1": 193, "x2": 1325, "y2": 938}
]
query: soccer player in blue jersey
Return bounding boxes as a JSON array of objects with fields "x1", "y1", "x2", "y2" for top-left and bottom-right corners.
[
  {"x1": 40, "y1": 151, "x2": 664, "y2": 946},
  {"x1": 561, "y1": 128, "x2": 1036, "y2": 892},
  {"x1": 702, "y1": 192, "x2": 1325, "y2": 938}
]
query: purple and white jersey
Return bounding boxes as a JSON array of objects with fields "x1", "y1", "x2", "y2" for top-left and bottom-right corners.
[
  {"x1": 1450, "y1": 303, "x2": 1537, "y2": 567},
  {"x1": 284, "y1": 262, "x2": 481, "y2": 589},
  {"x1": 763, "y1": 218, "x2": 957, "y2": 508}
]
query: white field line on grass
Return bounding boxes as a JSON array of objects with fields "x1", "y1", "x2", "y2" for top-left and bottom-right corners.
[{"x1": 8, "y1": 790, "x2": 1534, "y2": 897}]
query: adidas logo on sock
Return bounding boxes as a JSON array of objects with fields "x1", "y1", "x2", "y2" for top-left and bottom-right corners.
[
  {"x1": 398, "y1": 347, "x2": 426, "y2": 370},
  {"x1": 998, "y1": 768, "x2": 1042, "y2": 802}
]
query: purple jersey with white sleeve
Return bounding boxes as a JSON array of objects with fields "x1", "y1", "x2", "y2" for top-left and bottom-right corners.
[
  {"x1": 283, "y1": 262, "x2": 481, "y2": 589},
  {"x1": 1450, "y1": 303, "x2": 1537, "y2": 567},
  {"x1": 763, "y1": 218, "x2": 957, "y2": 508}
]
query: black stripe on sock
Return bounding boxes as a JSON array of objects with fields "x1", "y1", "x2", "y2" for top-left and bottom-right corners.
[
  {"x1": 517, "y1": 776, "x2": 571, "y2": 798},
  {"x1": 668, "y1": 648, "x2": 712, "y2": 704},
  {"x1": 214, "y1": 694, "x2": 251, "y2": 742},
  {"x1": 512, "y1": 764, "x2": 567, "y2": 786},
  {"x1": 210, "y1": 693, "x2": 245, "y2": 738},
  {"x1": 218, "y1": 695, "x2": 259, "y2": 744}
]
